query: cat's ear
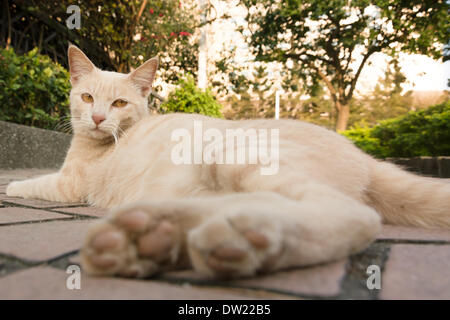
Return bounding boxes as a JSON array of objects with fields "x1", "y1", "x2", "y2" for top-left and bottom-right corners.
[
  {"x1": 68, "y1": 45, "x2": 96, "y2": 85},
  {"x1": 128, "y1": 57, "x2": 159, "y2": 97}
]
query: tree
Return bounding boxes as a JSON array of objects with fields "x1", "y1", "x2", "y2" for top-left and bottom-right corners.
[
  {"x1": 220, "y1": 63, "x2": 275, "y2": 119},
  {"x1": 12, "y1": 0, "x2": 198, "y2": 80},
  {"x1": 360, "y1": 59, "x2": 413, "y2": 125},
  {"x1": 239, "y1": 0, "x2": 448, "y2": 131}
]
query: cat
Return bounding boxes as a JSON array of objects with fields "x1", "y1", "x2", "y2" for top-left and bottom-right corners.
[{"x1": 6, "y1": 45, "x2": 450, "y2": 279}]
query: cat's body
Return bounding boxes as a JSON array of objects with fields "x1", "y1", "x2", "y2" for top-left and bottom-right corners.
[{"x1": 6, "y1": 46, "x2": 450, "y2": 278}]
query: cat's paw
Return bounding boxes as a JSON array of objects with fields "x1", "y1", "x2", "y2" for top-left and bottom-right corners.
[
  {"x1": 6, "y1": 181, "x2": 27, "y2": 198},
  {"x1": 188, "y1": 211, "x2": 285, "y2": 278},
  {"x1": 81, "y1": 205, "x2": 183, "y2": 278}
]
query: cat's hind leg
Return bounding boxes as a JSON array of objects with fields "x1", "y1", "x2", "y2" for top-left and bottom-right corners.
[
  {"x1": 81, "y1": 188, "x2": 381, "y2": 279},
  {"x1": 187, "y1": 189, "x2": 381, "y2": 278}
]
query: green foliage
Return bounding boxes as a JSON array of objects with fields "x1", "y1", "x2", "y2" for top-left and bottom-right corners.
[
  {"x1": 342, "y1": 101, "x2": 450, "y2": 158},
  {"x1": 161, "y1": 76, "x2": 223, "y2": 118},
  {"x1": 239, "y1": 0, "x2": 448, "y2": 130},
  {"x1": 341, "y1": 125, "x2": 389, "y2": 157},
  {"x1": 20, "y1": 0, "x2": 198, "y2": 81},
  {"x1": 0, "y1": 47, "x2": 70, "y2": 130}
]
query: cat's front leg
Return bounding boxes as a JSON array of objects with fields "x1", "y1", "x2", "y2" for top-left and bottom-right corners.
[{"x1": 6, "y1": 172, "x2": 82, "y2": 203}]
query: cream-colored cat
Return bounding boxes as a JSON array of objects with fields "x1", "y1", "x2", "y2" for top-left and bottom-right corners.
[{"x1": 7, "y1": 45, "x2": 450, "y2": 279}]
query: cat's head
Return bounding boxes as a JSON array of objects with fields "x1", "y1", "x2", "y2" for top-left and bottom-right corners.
[{"x1": 67, "y1": 45, "x2": 158, "y2": 141}]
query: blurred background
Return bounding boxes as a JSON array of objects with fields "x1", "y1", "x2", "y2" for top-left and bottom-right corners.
[{"x1": 0, "y1": 0, "x2": 449, "y2": 159}]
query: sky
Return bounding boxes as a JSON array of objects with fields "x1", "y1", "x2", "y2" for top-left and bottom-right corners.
[{"x1": 356, "y1": 52, "x2": 447, "y2": 95}]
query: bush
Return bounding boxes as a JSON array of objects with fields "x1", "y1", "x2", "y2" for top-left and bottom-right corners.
[
  {"x1": 161, "y1": 76, "x2": 223, "y2": 118},
  {"x1": 0, "y1": 48, "x2": 71, "y2": 130},
  {"x1": 342, "y1": 100, "x2": 450, "y2": 158}
]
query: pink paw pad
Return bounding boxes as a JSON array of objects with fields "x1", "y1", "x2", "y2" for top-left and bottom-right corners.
[
  {"x1": 91, "y1": 230, "x2": 125, "y2": 251},
  {"x1": 116, "y1": 210, "x2": 150, "y2": 232},
  {"x1": 243, "y1": 230, "x2": 269, "y2": 249},
  {"x1": 137, "y1": 221, "x2": 174, "y2": 261}
]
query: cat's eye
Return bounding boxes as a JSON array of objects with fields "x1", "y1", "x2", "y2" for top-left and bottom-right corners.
[
  {"x1": 81, "y1": 93, "x2": 93, "y2": 103},
  {"x1": 112, "y1": 99, "x2": 128, "y2": 108}
]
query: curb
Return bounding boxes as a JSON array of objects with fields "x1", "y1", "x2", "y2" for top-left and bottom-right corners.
[
  {"x1": 386, "y1": 157, "x2": 450, "y2": 178},
  {"x1": 0, "y1": 121, "x2": 71, "y2": 169}
]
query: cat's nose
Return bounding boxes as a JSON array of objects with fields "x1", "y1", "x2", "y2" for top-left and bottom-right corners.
[{"x1": 92, "y1": 113, "x2": 106, "y2": 126}]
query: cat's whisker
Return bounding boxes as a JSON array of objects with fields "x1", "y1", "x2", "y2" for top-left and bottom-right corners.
[
  {"x1": 99, "y1": 123, "x2": 120, "y2": 146},
  {"x1": 54, "y1": 115, "x2": 83, "y2": 133},
  {"x1": 112, "y1": 130, "x2": 119, "y2": 146},
  {"x1": 54, "y1": 121, "x2": 74, "y2": 133},
  {"x1": 117, "y1": 126, "x2": 129, "y2": 141}
]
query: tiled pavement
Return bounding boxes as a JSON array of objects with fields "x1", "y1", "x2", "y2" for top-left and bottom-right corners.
[{"x1": 0, "y1": 170, "x2": 449, "y2": 300}]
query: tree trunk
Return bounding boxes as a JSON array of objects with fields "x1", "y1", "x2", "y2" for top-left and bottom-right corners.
[{"x1": 335, "y1": 102, "x2": 350, "y2": 132}]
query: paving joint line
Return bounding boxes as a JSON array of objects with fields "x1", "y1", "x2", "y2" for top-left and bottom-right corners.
[
  {"x1": 0, "y1": 250, "x2": 81, "y2": 278},
  {"x1": 47, "y1": 208, "x2": 99, "y2": 220},
  {"x1": 1, "y1": 200, "x2": 88, "y2": 211},
  {"x1": 0, "y1": 217, "x2": 77, "y2": 227},
  {"x1": 375, "y1": 238, "x2": 450, "y2": 245},
  {"x1": 1, "y1": 202, "x2": 100, "y2": 220}
]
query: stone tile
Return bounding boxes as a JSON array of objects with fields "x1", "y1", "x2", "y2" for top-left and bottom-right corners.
[
  {"x1": 0, "y1": 220, "x2": 93, "y2": 261},
  {"x1": 0, "y1": 184, "x2": 6, "y2": 194},
  {"x1": 380, "y1": 244, "x2": 450, "y2": 299},
  {"x1": 2, "y1": 197, "x2": 85, "y2": 209},
  {"x1": 233, "y1": 260, "x2": 347, "y2": 297},
  {"x1": 53, "y1": 206, "x2": 108, "y2": 218},
  {"x1": 0, "y1": 267, "x2": 254, "y2": 299},
  {"x1": 68, "y1": 255, "x2": 298, "y2": 299},
  {"x1": 0, "y1": 207, "x2": 68, "y2": 224},
  {"x1": 163, "y1": 259, "x2": 347, "y2": 297},
  {"x1": 378, "y1": 225, "x2": 450, "y2": 242}
]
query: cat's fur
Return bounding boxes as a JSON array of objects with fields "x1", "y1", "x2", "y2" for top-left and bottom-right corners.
[{"x1": 6, "y1": 46, "x2": 450, "y2": 278}]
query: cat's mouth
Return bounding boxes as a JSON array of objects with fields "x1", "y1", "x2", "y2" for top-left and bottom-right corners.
[
  {"x1": 91, "y1": 127, "x2": 103, "y2": 134},
  {"x1": 89, "y1": 126, "x2": 111, "y2": 139}
]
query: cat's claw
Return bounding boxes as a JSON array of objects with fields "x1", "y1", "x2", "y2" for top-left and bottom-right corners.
[
  {"x1": 81, "y1": 206, "x2": 182, "y2": 278},
  {"x1": 188, "y1": 212, "x2": 285, "y2": 278}
]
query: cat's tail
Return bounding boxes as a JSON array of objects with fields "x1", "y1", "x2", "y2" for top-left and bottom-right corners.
[{"x1": 365, "y1": 160, "x2": 450, "y2": 228}]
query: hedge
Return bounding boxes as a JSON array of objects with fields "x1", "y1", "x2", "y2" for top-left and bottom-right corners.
[
  {"x1": 161, "y1": 75, "x2": 223, "y2": 118},
  {"x1": 342, "y1": 100, "x2": 450, "y2": 158},
  {"x1": 0, "y1": 48, "x2": 71, "y2": 130}
]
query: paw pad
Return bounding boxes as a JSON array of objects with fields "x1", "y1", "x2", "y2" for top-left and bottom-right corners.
[
  {"x1": 91, "y1": 230, "x2": 125, "y2": 251},
  {"x1": 243, "y1": 230, "x2": 269, "y2": 249},
  {"x1": 116, "y1": 210, "x2": 150, "y2": 232},
  {"x1": 137, "y1": 221, "x2": 174, "y2": 260}
]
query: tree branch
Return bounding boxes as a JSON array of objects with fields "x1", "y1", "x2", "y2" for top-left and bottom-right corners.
[
  {"x1": 347, "y1": 46, "x2": 379, "y2": 100},
  {"x1": 308, "y1": 62, "x2": 340, "y2": 108},
  {"x1": 17, "y1": 3, "x2": 111, "y2": 67},
  {"x1": 137, "y1": 0, "x2": 148, "y2": 21}
]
